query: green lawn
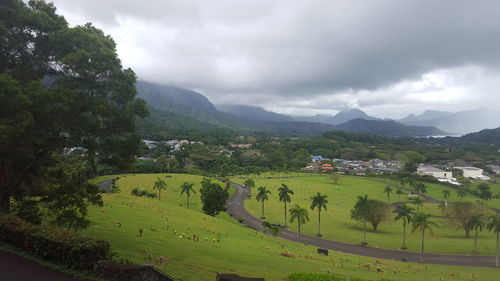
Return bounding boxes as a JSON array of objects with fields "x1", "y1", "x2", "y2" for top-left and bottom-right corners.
[
  {"x1": 242, "y1": 175, "x2": 499, "y2": 255},
  {"x1": 81, "y1": 174, "x2": 500, "y2": 281}
]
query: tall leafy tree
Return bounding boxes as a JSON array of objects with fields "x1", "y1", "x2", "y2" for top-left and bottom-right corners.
[
  {"x1": 310, "y1": 192, "x2": 328, "y2": 237},
  {"x1": 351, "y1": 195, "x2": 370, "y2": 245},
  {"x1": 278, "y1": 184, "x2": 294, "y2": 227},
  {"x1": 412, "y1": 213, "x2": 437, "y2": 258},
  {"x1": 394, "y1": 204, "x2": 414, "y2": 249},
  {"x1": 487, "y1": 215, "x2": 500, "y2": 267},
  {"x1": 0, "y1": 0, "x2": 147, "y2": 229},
  {"x1": 469, "y1": 214, "x2": 485, "y2": 254},
  {"x1": 289, "y1": 205, "x2": 309, "y2": 240},
  {"x1": 180, "y1": 182, "x2": 196, "y2": 209},
  {"x1": 256, "y1": 186, "x2": 271, "y2": 219},
  {"x1": 199, "y1": 180, "x2": 228, "y2": 216},
  {"x1": 153, "y1": 178, "x2": 167, "y2": 200},
  {"x1": 383, "y1": 186, "x2": 393, "y2": 202}
]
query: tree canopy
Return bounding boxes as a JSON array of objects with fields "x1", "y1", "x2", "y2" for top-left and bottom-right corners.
[{"x1": 0, "y1": 0, "x2": 148, "y2": 229}]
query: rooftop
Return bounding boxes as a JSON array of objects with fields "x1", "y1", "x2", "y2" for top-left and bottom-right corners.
[{"x1": 418, "y1": 165, "x2": 447, "y2": 173}]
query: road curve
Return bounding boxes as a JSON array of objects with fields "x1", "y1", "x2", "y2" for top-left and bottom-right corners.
[{"x1": 226, "y1": 182, "x2": 498, "y2": 268}]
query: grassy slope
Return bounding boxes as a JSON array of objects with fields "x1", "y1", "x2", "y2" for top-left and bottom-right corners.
[
  {"x1": 241, "y1": 176, "x2": 499, "y2": 255},
  {"x1": 82, "y1": 174, "x2": 500, "y2": 281}
]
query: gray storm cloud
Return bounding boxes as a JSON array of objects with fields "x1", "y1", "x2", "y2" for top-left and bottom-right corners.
[{"x1": 51, "y1": 0, "x2": 500, "y2": 117}]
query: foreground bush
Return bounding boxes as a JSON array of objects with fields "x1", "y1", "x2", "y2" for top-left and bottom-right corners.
[{"x1": 0, "y1": 214, "x2": 110, "y2": 269}]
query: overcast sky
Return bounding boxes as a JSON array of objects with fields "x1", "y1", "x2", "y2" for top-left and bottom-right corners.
[{"x1": 51, "y1": 0, "x2": 500, "y2": 118}]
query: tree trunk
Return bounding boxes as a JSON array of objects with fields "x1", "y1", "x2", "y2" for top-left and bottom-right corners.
[
  {"x1": 158, "y1": 190, "x2": 161, "y2": 200},
  {"x1": 465, "y1": 228, "x2": 470, "y2": 238},
  {"x1": 261, "y1": 201, "x2": 264, "y2": 218},
  {"x1": 421, "y1": 229, "x2": 425, "y2": 256},
  {"x1": 187, "y1": 194, "x2": 190, "y2": 209},
  {"x1": 284, "y1": 202, "x2": 287, "y2": 227},
  {"x1": 363, "y1": 219, "x2": 367, "y2": 243},
  {"x1": 496, "y1": 232, "x2": 499, "y2": 267},
  {"x1": 0, "y1": 191, "x2": 11, "y2": 214},
  {"x1": 317, "y1": 209, "x2": 321, "y2": 235},
  {"x1": 402, "y1": 221, "x2": 407, "y2": 249},
  {"x1": 473, "y1": 228, "x2": 478, "y2": 253},
  {"x1": 297, "y1": 222, "x2": 301, "y2": 240}
]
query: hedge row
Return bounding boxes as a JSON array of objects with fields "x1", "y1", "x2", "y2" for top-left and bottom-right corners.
[
  {"x1": 288, "y1": 273, "x2": 392, "y2": 281},
  {"x1": 0, "y1": 213, "x2": 109, "y2": 269}
]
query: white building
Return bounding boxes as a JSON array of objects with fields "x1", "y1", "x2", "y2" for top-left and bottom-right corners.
[
  {"x1": 454, "y1": 167, "x2": 490, "y2": 180},
  {"x1": 417, "y1": 165, "x2": 452, "y2": 179}
]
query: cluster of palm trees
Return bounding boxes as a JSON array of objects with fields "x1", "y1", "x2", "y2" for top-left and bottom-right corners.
[
  {"x1": 153, "y1": 177, "x2": 198, "y2": 209},
  {"x1": 255, "y1": 184, "x2": 329, "y2": 238},
  {"x1": 392, "y1": 203, "x2": 500, "y2": 265}
]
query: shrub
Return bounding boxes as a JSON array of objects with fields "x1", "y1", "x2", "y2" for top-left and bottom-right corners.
[
  {"x1": 131, "y1": 188, "x2": 157, "y2": 198},
  {"x1": 0, "y1": 214, "x2": 109, "y2": 269}
]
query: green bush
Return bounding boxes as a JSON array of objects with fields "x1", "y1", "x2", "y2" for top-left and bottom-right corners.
[
  {"x1": 131, "y1": 187, "x2": 157, "y2": 198},
  {"x1": 0, "y1": 214, "x2": 109, "y2": 269}
]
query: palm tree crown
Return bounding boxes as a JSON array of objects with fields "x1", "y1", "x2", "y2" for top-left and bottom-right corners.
[
  {"x1": 244, "y1": 178, "x2": 255, "y2": 197},
  {"x1": 256, "y1": 186, "x2": 271, "y2": 218},
  {"x1": 153, "y1": 177, "x2": 167, "y2": 200},
  {"x1": 278, "y1": 184, "x2": 294, "y2": 204},
  {"x1": 383, "y1": 186, "x2": 393, "y2": 202},
  {"x1": 180, "y1": 182, "x2": 195, "y2": 209},
  {"x1": 442, "y1": 190, "x2": 451, "y2": 201},
  {"x1": 278, "y1": 184, "x2": 294, "y2": 227}
]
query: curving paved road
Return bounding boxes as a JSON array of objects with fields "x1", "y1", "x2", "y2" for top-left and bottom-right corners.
[{"x1": 226, "y1": 182, "x2": 498, "y2": 268}]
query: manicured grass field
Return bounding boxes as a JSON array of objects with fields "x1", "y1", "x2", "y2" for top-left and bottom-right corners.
[
  {"x1": 241, "y1": 175, "x2": 499, "y2": 255},
  {"x1": 82, "y1": 174, "x2": 500, "y2": 281}
]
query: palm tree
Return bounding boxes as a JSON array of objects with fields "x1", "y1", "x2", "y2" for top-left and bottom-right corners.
[
  {"x1": 442, "y1": 190, "x2": 451, "y2": 202},
  {"x1": 180, "y1": 182, "x2": 196, "y2": 209},
  {"x1": 469, "y1": 214, "x2": 484, "y2": 254},
  {"x1": 383, "y1": 186, "x2": 393, "y2": 202},
  {"x1": 243, "y1": 178, "x2": 255, "y2": 197},
  {"x1": 487, "y1": 215, "x2": 500, "y2": 267},
  {"x1": 278, "y1": 184, "x2": 294, "y2": 227},
  {"x1": 256, "y1": 186, "x2": 271, "y2": 219},
  {"x1": 414, "y1": 183, "x2": 427, "y2": 195},
  {"x1": 412, "y1": 213, "x2": 437, "y2": 260},
  {"x1": 310, "y1": 192, "x2": 328, "y2": 237},
  {"x1": 395, "y1": 189, "x2": 405, "y2": 201},
  {"x1": 456, "y1": 187, "x2": 467, "y2": 201},
  {"x1": 438, "y1": 200, "x2": 447, "y2": 216},
  {"x1": 354, "y1": 195, "x2": 370, "y2": 245},
  {"x1": 394, "y1": 204, "x2": 414, "y2": 250},
  {"x1": 289, "y1": 205, "x2": 309, "y2": 240},
  {"x1": 153, "y1": 177, "x2": 167, "y2": 200},
  {"x1": 412, "y1": 197, "x2": 424, "y2": 211}
]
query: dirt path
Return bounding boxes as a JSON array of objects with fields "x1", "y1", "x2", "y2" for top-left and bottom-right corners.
[
  {"x1": 0, "y1": 251, "x2": 93, "y2": 281},
  {"x1": 226, "y1": 182, "x2": 498, "y2": 268}
]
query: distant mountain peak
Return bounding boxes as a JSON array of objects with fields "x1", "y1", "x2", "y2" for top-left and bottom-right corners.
[{"x1": 216, "y1": 104, "x2": 293, "y2": 122}]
